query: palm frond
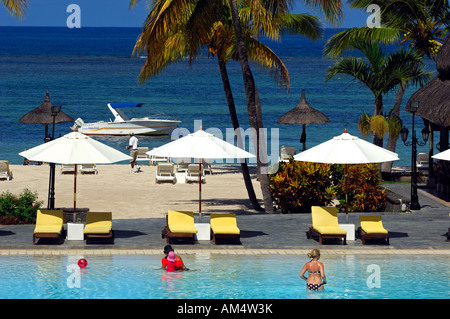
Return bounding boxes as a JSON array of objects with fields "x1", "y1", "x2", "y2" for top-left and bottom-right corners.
[
  {"x1": 137, "y1": 31, "x2": 188, "y2": 84},
  {"x1": 277, "y1": 13, "x2": 323, "y2": 40},
  {"x1": 303, "y1": 0, "x2": 344, "y2": 26},
  {"x1": 239, "y1": 5, "x2": 281, "y2": 40},
  {"x1": 325, "y1": 56, "x2": 373, "y2": 87},
  {"x1": 324, "y1": 27, "x2": 400, "y2": 57},
  {"x1": 133, "y1": 0, "x2": 193, "y2": 57},
  {"x1": 2, "y1": 0, "x2": 27, "y2": 19},
  {"x1": 259, "y1": 0, "x2": 295, "y2": 14},
  {"x1": 242, "y1": 36, "x2": 290, "y2": 90}
]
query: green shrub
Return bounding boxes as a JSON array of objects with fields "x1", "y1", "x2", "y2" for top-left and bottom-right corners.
[
  {"x1": 268, "y1": 161, "x2": 335, "y2": 213},
  {"x1": 333, "y1": 164, "x2": 386, "y2": 212},
  {"x1": 0, "y1": 189, "x2": 42, "y2": 224},
  {"x1": 268, "y1": 161, "x2": 386, "y2": 214}
]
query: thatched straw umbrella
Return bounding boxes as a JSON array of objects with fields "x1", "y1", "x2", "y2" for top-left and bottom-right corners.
[
  {"x1": 277, "y1": 89, "x2": 330, "y2": 151},
  {"x1": 19, "y1": 90, "x2": 74, "y2": 139}
]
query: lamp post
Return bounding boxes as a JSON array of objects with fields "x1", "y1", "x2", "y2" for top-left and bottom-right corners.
[
  {"x1": 400, "y1": 101, "x2": 430, "y2": 210},
  {"x1": 47, "y1": 105, "x2": 61, "y2": 210}
]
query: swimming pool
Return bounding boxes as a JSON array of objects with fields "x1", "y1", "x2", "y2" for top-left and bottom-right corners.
[{"x1": 0, "y1": 254, "x2": 448, "y2": 299}]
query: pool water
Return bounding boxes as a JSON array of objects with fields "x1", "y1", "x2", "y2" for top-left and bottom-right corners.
[{"x1": 0, "y1": 254, "x2": 448, "y2": 299}]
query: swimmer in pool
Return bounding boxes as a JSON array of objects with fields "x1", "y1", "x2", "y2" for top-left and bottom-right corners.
[
  {"x1": 161, "y1": 245, "x2": 189, "y2": 271},
  {"x1": 299, "y1": 249, "x2": 327, "y2": 291}
]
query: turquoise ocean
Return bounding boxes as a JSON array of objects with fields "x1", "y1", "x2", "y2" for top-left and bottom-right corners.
[{"x1": 0, "y1": 27, "x2": 434, "y2": 166}]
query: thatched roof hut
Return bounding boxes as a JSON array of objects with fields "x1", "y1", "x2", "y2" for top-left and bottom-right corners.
[
  {"x1": 406, "y1": 35, "x2": 450, "y2": 128},
  {"x1": 405, "y1": 35, "x2": 450, "y2": 200},
  {"x1": 277, "y1": 89, "x2": 330, "y2": 150},
  {"x1": 19, "y1": 90, "x2": 74, "y2": 138}
]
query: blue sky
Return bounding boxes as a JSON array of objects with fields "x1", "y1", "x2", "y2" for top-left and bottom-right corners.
[{"x1": 0, "y1": 0, "x2": 368, "y2": 28}]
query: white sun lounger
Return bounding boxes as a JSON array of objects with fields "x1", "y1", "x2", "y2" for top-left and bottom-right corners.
[{"x1": 156, "y1": 163, "x2": 176, "y2": 184}]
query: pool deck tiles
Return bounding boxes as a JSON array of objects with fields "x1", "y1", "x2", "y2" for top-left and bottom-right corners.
[{"x1": 0, "y1": 248, "x2": 449, "y2": 256}]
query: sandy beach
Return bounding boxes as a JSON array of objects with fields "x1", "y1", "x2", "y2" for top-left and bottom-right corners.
[{"x1": 1, "y1": 164, "x2": 264, "y2": 220}]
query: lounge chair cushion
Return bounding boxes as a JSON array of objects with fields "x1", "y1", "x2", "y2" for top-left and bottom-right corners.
[
  {"x1": 311, "y1": 206, "x2": 346, "y2": 235},
  {"x1": 34, "y1": 210, "x2": 63, "y2": 234},
  {"x1": 168, "y1": 210, "x2": 197, "y2": 233},
  {"x1": 210, "y1": 214, "x2": 240, "y2": 235},
  {"x1": 313, "y1": 226, "x2": 347, "y2": 235},
  {"x1": 360, "y1": 216, "x2": 388, "y2": 234},
  {"x1": 84, "y1": 212, "x2": 112, "y2": 234},
  {"x1": 311, "y1": 206, "x2": 345, "y2": 225}
]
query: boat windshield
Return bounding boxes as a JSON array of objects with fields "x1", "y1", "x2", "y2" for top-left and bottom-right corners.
[{"x1": 115, "y1": 108, "x2": 130, "y2": 121}]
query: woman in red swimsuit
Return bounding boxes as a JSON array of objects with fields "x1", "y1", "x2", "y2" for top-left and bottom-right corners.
[{"x1": 299, "y1": 249, "x2": 327, "y2": 291}]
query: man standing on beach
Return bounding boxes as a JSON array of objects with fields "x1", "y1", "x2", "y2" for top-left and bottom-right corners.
[{"x1": 126, "y1": 132, "x2": 140, "y2": 173}]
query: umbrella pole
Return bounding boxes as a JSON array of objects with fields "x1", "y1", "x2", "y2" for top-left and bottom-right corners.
[
  {"x1": 301, "y1": 124, "x2": 307, "y2": 151},
  {"x1": 345, "y1": 164, "x2": 349, "y2": 223},
  {"x1": 73, "y1": 164, "x2": 77, "y2": 222},
  {"x1": 199, "y1": 162, "x2": 202, "y2": 223}
]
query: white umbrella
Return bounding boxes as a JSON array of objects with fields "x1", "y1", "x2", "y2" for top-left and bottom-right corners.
[
  {"x1": 293, "y1": 129, "x2": 400, "y2": 164},
  {"x1": 148, "y1": 129, "x2": 255, "y2": 159},
  {"x1": 294, "y1": 129, "x2": 399, "y2": 219},
  {"x1": 147, "y1": 129, "x2": 255, "y2": 220},
  {"x1": 432, "y1": 149, "x2": 450, "y2": 161},
  {"x1": 19, "y1": 131, "x2": 131, "y2": 217}
]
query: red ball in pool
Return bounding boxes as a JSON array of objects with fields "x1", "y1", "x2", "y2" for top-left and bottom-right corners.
[{"x1": 78, "y1": 258, "x2": 88, "y2": 268}]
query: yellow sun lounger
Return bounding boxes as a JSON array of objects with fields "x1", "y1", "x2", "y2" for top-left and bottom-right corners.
[
  {"x1": 358, "y1": 215, "x2": 389, "y2": 245},
  {"x1": 84, "y1": 212, "x2": 114, "y2": 244},
  {"x1": 163, "y1": 210, "x2": 198, "y2": 244},
  {"x1": 210, "y1": 213, "x2": 241, "y2": 244},
  {"x1": 33, "y1": 209, "x2": 64, "y2": 244},
  {"x1": 308, "y1": 206, "x2": 347, "y2": 245}
]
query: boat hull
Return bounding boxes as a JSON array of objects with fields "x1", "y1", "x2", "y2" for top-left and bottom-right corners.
[{"x1": 76, "y1": 119, "x2": 181, "y2": 136}]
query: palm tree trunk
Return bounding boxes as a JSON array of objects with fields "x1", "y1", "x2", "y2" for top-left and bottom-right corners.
[
  {"x1": 218, "y1": 57, "x2": 263, "y2": 211},
  {"x1": 381, "y1": 84, "x2": 405, "y2": 172},
  {"x1": 229, "y1": 0, "x2": 274, "y2": 213},
  {"x1": 373, "y1": 95, "x2": 384, "y2": 147}
]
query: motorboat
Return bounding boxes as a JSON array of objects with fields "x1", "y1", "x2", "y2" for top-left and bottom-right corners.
[{"x1": 71, "y1": 103, "x2": 181, "y2": 136}]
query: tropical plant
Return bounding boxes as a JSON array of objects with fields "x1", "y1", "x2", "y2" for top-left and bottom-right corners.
[
  {"x1": 324, "y1": 0, "x2": 449, "y2": 60},
  {"x1": 2, "y1": 0, "x2": 27, "y2": 18},
  {"x1": 333, "y1": 164, "x2": 386, "y2": 212},
  {"x1": 0, "y1": 189, "x2": 42, "y2": 224},
  {"x1": 324, "y1": 0, "x2": 449, "y2": 170},
  {"x1": 129, "y1": 0, "x2": 324, "y2": 212},
  {"x1": 358, "y1": 106, "x2": 403, "y2": 141},
  {"x1": 227, "y1": 0, "x2": 343, "y2": 213},
  {"x1": 325, "y1": 39, "x2": 432, "y2": 146},
  {"x1": 268, "y1": 161, "x2": 335, "y2": 213}
]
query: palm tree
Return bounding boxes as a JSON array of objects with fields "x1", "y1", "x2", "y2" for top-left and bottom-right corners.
[
  {"x1": 324, "y1": 0, "x2": 449, "y2": 169},
  {"x1": 226, "y1": 0, "x2": 343, "y2": 213},
  {"x1": 2, "y1": 0, "x2": 27, "y2": 18},
  {"x1": 186, "y1": 3, "x2": 322, "y2": 211},
  {"x1": 325, "y1": 39, "x2": 432, "y2": 147},
  {"x1": 325, "y1": 0, "x2": 449, "y2": 60},
  {"x1": 130, "y1": 0, "x2": 322, "y2": 212}
]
